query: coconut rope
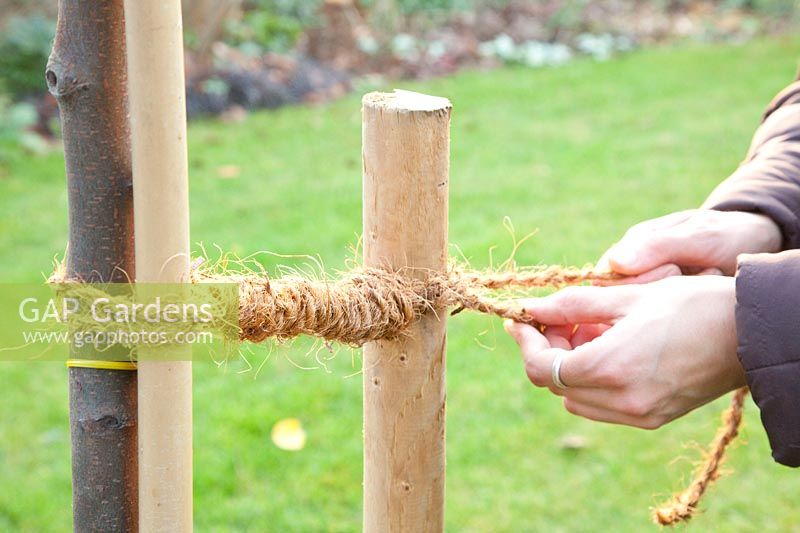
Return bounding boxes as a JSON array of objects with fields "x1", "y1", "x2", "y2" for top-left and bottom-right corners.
[
  {"x1": 652, "y1": 387, "x2": 748, "y2": 525},
  {"x1": 209, "y1": 263, "x2": 746, "y2": 525},
  {"x1": 223, "y1": 265, "x2": 612, "y2": 345},
  {"x1": 51, "y1": 262, "x2": 745, "y2": 525}
]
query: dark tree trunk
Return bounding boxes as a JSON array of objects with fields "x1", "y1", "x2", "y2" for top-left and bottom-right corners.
[{"x1": 47, "y1": 0, "x2": 138, "y2": 530}]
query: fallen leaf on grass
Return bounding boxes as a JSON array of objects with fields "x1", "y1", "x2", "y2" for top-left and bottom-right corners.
[
  {"x1": 217, "y1": 165, "x2": 240, "y2": 179},
  {"x1": 560, "y1": 434, "x2": 588, "y2": 451},
  {"x1": 271, "y1": 418, "x2": 307, "y2": 451}
]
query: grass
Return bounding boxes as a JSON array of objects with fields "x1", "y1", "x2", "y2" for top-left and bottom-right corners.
[{"x1": 1, "y1": 37, "x2": 799, "y2": 531}]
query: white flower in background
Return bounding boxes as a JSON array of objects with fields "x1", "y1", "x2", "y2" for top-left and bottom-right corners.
[
  {"x1": 577, "y1": 33, "x2": 616, "y2": 61},
  {"x1": 520, "y1": 41, "x2": 546, "y2": 67},
  {"x1": 391, "y1": 33, "x2": 419, "y2": 60},
  {"x1": 479, "y1": 32, "x2": 636, "y2": 69},
  {"x1": 520, "y1": 41, "x2": 572, "y2": 68},
  {"x1": 427, "y1": 40, "x2": 447, "y2": 60},
  {"x1": 544, "y1": 43, "x2": 572, "y2": 66},
  {"x1": 477, "y1": 40, "x2": 497, "y2": 58},
  {"x1": 492, "y1": 34, "x2": 517, "y2": 61},
  {"x1": 357, "y1": 35, "x2": 379, "y2": 55}
]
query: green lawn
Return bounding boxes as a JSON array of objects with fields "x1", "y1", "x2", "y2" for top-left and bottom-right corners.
[{"x1": 1, "y1": 37, "x2": 799, "y2": 531}]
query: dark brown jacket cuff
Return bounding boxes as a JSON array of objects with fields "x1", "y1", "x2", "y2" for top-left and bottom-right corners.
[
  {"x1": 736, "y1": 250, "x2": 800, "y2": 467},
  {"x1": 704, "y1": 82, "x2": 800, "y2": 249}
]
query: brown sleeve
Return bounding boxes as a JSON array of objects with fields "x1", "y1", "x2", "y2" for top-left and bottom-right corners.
[
  {"x1": 735, "y1": 250, "x2": 800, "y2": 467},
  {"x1": 703, "y1": 81, "x2": 800, "y2": 249}
]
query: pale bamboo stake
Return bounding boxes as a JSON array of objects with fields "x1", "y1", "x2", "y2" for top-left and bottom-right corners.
[
  {"x1": 124, "y1": 1, "x2": 192, "y2": 531},
  {"x1": 362, "y1": 90, "x2": 452, "y2": 532}
]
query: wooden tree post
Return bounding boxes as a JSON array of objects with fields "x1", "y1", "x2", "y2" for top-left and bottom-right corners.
[
  {"x1": 46, "y1": 0, "x2": 138, "y2": 530},
  {"x1": 124, "y1": 0, "x2": 193, "y2": 530},
  {"x1": 361, "y1": 90, "x2": 451, "y2": 532}
]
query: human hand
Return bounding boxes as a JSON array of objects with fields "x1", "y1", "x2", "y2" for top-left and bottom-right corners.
[
  {"x1": 595, "y1": 209, "x2": 781, "y2": 284},
  {"x1": 505, "y1": 276, "x2": 745, "y2": 429}
]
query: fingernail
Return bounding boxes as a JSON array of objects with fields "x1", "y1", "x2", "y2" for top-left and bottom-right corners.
[
  {"x1": 610, "y1": 246, "x2": 637, "y2": 267},
  {"x1": 504, "y1": 320, "x2": 521, "y2": 342}
]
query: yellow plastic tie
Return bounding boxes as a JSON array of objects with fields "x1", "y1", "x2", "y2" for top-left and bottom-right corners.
[{"x1": 66, "y1": 359, "x2": 137, "y2": 371}]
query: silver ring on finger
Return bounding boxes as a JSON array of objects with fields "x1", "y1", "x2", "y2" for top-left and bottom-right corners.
[{"x1": 551, "y1": 352, "x2": 568, "y2": 390}]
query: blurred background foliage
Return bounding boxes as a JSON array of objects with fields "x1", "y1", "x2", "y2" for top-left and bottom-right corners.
[
  {"x1": 0, "y1": 14, "x2": 55, "y2": 98},
  {"x1": 1, "y1": 0, "x2": 797, "y2": 100},
  {"x1": 0, "y1": 0, "x2": 797, "y2": 161}
]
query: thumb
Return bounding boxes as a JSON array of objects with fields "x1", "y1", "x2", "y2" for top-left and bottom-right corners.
[
  {"x1": 504, "y1": 319, "x2": 550, "y2": 352},
  {"x1": 606, "y1": 230, "x2": 687, "y2": 275},
  {"x1": 601, "y1": 210, "x2": 697, "y2": 275}
]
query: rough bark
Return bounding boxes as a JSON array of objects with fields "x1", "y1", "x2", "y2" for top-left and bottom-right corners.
[{"x1": 47, "y1": 0, "x2": 137, "y2": 530}]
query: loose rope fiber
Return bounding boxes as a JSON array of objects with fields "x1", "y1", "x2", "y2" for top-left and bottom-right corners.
[
  {"x1": 52, "y1": 262, "x2": 745, "y2": 524},
  {"x1": 652, "y1": 387, "x2": 748, "y2": 525},
  {"x1": 210, "y1": 263, "x2": 746, "y2": 525},
  {"x1": 212, "y1": 264, "x2": 747, "y2": 524},
  {"x1": 214, "y1": 265, "x2": 615, "y2": 345}
]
